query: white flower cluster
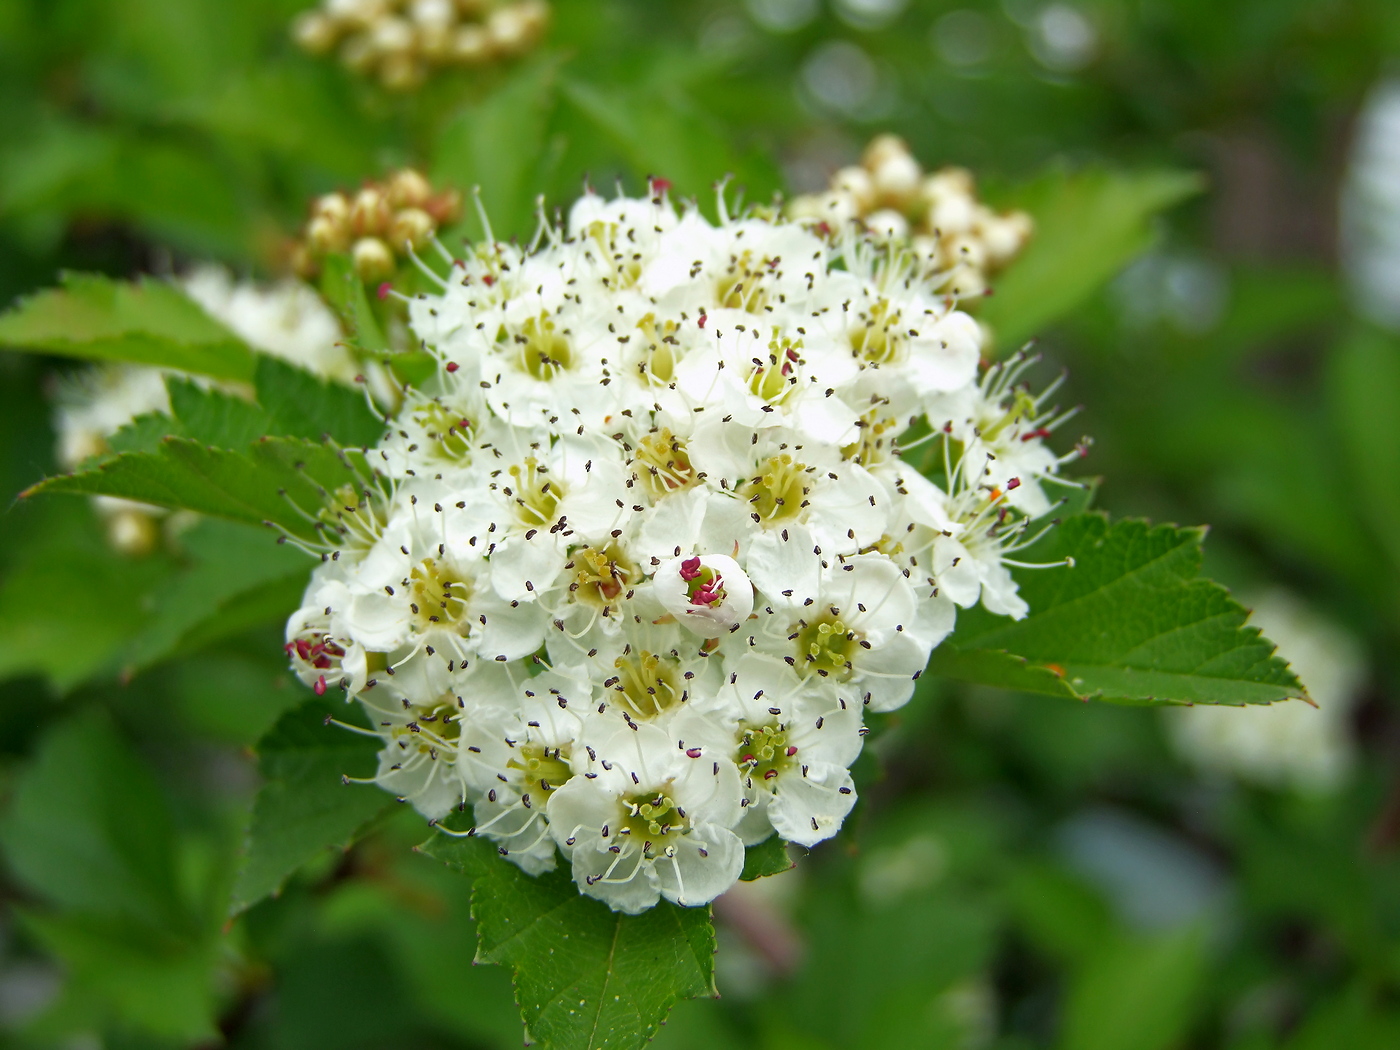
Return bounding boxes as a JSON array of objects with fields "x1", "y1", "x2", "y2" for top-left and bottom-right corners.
[
  {"x1": 788, "y1": 135, "x2": 1033, "y2": 299},
  {"x1": 53, "y1": 267, "x2": 355, "y2": 554},
  {"x1": 287, "y1": 188, "x2": 1078, "y2": 913},
  {"x1": 293, "y1": 0, "x2": 550, "y2": 91}
]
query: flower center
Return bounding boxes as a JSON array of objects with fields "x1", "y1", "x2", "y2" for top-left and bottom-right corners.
[
  {"x1": 842, "y1": 408, "x2": 899, "y2": 466},
  {"x1": 796, "y1": 615, "x2": 857, "y2": 679},
  {"x1": 393, "y1": 698, "x2": 461, "y2": 754},
  {"x1": 567, "y1": 543, "x2": 636, "y2": 608},
  {"x1": 746, "y1": 334, "x2": 802, "y2": 405},
  {"x1": 511, "y1": 314, "x2": 574, "y2": 380},
  {"x1": 319, "y1": 483, "x2": 389, "y2": 552},
  {"x1": 285, "y1": 633, "x2": 345, "y2": 670},
  {"x1": 586, "y1": 221, "x2": 643, "y2": 288},
  {"x1": 632, "y1": 428, "x2": 697, "y2": 499},
  {"x1": 635, "y1": 313, "x2": 683, "y2": 384},
  {"x1": 408, "y1": 558, "x2": 473, "y2": 634},
  {"x1": 715, "y1": 250, "x2": 772, "y2": 313},
  {"x1": 739, "y1": 454, "x2": 810, "y2": 526},
  {"x1": 849, "y1": 298, "x2": 905, "y2": 366},
  {"x1": 507, "y1": 742, "x2": 573, "y2": 799},
  {"x1": 679, "y1": 557, "x2": 726, "y2": 608},
  {"x1": 609, "y1": 650, "x2": 685, "y2": 719},
  {"x1": 506, "y1": 457, "x2": 561, "y2": 528},
  {"x1": 737, "y1": 722, "x2": 797, "y2": 786},
  {"x1": 621, "y1": 788, "x2": 685, "y2": 856},
  {"x1": 410, "y1": 399, "x2": 474, "y2": 463}
]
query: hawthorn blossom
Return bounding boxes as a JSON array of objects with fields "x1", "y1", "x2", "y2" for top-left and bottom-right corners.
[{"x1": 286, "y1": 185, "x2": 1075, "y2": 910}]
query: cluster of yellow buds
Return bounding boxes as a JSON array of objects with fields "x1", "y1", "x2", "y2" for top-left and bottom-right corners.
[
  {"x1": 293, "y1": 0, "x2": 550, "y2": 91},
  {"x1": 293, "y1": 169, "x2": 464, "y2": 283},
  {"x1": 788, "y1": 135, "x2": 1034, "y2": 298}
]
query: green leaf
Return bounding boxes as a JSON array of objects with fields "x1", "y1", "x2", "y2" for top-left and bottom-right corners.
[
  {"x1": 1058, "y1": 926, "x2": 1207, "y2": 1050},
  {"x1": 123, "y1": 518, "x2": 311, "y2": 674},
  {"x1": 927, "y1": 515, "x2": 1305, "y2": 706},
  {"x1": 319, "y1": 254, "x2": 388, "y2": 357},
  {"x1": 255, "y1": 355, "x2": 385, "y2": 447},
  {"x1": 1328, "y1": 326, "x2": 1400, "y2": 570},
  {"x1": 558, "y1": 70, "x2": 781, "y2": 205},
  {"x1": 231, "y1": 699, "x2": 394, "y2": 914},
  {"x1": 0, "y1": 272, "x2": 256, "y2": 381},
  {"x1": 982, "y1": 168, "x2": 1204, "y2": 350},
  {"x1": 111, "y1": 359, "x2": 382, "y2": 455},
  {"x1": 25, "y1": 435, "x2": 367, "y2": 542},
  {"x1": 106, "y1": 410, "x2": 185, "y2": 456},
  {"x1": 0, "y1": 712, "x2": 186, "y2": 929},
  {"x1": 166, "y1": 375, "x2": 274, "y2": 448},
  {"x1": 20, "y1": 910, "x2": 220, "y2": 1043},
  {"x1": 421, "y1": 834, "x2": 718, "y2": 1050},
  {"x1": 0, "y1": 501, "x2": 173, "y2": 690},
  {"x1": 434, "y1": 56, "x2": 560, "y2": 241},
  {"x1": 740, "y1": 835, "x2": 794, "y2": 881}
]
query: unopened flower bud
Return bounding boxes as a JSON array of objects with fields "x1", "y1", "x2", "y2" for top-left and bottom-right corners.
[
  {"x1": 861, "y1": 133, "x2": 912, "y2": 173},
  {"x1": 417, "y1": 22, "x2": 452, "y2": 59},
  {"x1": 108, "y1": 507, "x2": 160, "y2": 557},
  {"x1": 808, "y1": 190, "x2": 859, "y2": 227},
  {"x1": 370, "y1": 15, "x2": 415, "y2": 52},
  {"x1": 451, "y1": 23, "x2": 492, "y2": 63},
  {"x1": 426, "y1": 187, "x2": 463, "y2": 225},
  {"x1": 380, "y1": 50, "x2": 426, "y2": 91},
  {"x1": 866, "y1": 208, "x2": 910, "y2": 241},
  {"x1": 308, "y1": 214, "x2": 351, "y2": 255},
  {"x1": 293, "y1": 11, "x2": 340, "y2": 53},
  {"x1": 313, "y1": 192, "x2": 352, "y2": 225},
  {"x1": 352, "y1": 236, "x2": 396, "y2": 282},
  {"x1": 945, "y1": 231, "x2": 988, "y2": 272},
  {"x1": 411, "y1": 0, "x2": 455, "y2": 29},
  {"x1": 871, "y1": 150, "x2": 922, "y2": 207},
  {"x1": 831, "y1": 166, "x2": 877, "y2": 211},
  {"x1": 350, "y1": 187, "x2": 391, "y2": 236},
  {"x1": 486, "y1": 2, "x2": 543, "y2": 53},
  {"x1": 390, "y1": 207, "x2": 435, "y2": 250},
  {"x1": 920, "y1": 167, "x2": 976, "y2": 205},
  {"x1": 979, "y1": 211, "x2": 1034, "y2": 266},
  {"x1": 944, "y1": 263, "x2": 987, "y2": 299},
  {"x1": 386, "y1": 169, "x2": 434, "y2": 210},
  {"x1": 333, "y1": 0, "x2": 388, "y2": 31},
  {"x1": 926, "y1": 191, "x2": 976, "y2": 236}
]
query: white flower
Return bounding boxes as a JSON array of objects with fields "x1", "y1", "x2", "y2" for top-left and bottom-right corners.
[
  {"x1": 653, "y1": 554, "x2": 754, "y2": 636},
  {"x1": 54, "y1": 364, "x2": 171, "y2": 469},
  {"x1": 453, "y1": 669, "x2": 590, "y2": 874},
  {"x1": 745, "y1": 554, "x2": 950, "y2": 713},
  {"x1": 181, "y1": 265, "x2": 358, "y2": 384},
  {"x1": 547, "y1": 723, "x2": 744, "y2": 913},
  {"x1": 717, "y1": 653, "x2": 864, "y2": 847}
]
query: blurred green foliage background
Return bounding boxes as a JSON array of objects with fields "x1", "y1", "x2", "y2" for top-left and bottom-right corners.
[{"x1": 2, "y1": 1, "x2": 1400, "y2": 1048}]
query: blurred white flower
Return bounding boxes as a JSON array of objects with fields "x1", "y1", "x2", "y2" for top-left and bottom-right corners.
[
  {"x1": 1342, "y1": 78, "x2": 1400, "y2": 329},
  {"x1": 1166, "y1": 589, "x2": 1366, "y2": 791}
]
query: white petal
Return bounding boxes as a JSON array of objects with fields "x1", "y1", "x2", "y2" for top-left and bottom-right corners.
[
  {"x1": 653, "y1": 824, "x2": 744, "y2": 907},
  {"x1": 768, "y1": 762, "x2": 857, "y2": 847}
]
